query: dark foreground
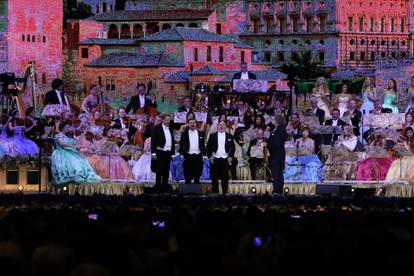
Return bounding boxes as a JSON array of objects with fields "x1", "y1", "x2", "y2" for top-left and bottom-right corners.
[{"x1": 1, "y1": 194, "x2": 414, "y2": 276}]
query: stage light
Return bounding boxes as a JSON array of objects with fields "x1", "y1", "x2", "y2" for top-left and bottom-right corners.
[
  {"x1": 63, "y1": 186, "x2": 68, "y2": 192},
  {"x1": 284, "y1": 187, "x2": 289, "y2": 195},
  {"x1": 351, "y1": 188, "x2": 355, "y2": 193},
  {"x1": 251, "y1": 187, "x2": 257, "y2": 194},
  {"x1": 18, "y1": 186, "x2": 23, "y2": 192}
]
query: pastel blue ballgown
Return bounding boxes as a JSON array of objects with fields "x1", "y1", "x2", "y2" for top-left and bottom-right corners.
[
  {"x1": 382, "y1": 92, "x2": 399, "y2": 113},
  {"x1": 51, "y1": 133, "x2": 101, "y2": 185}
]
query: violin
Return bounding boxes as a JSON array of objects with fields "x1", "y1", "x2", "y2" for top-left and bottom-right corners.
[
  {"x1": 95, "y1": 118, "x2": 112, "y2": 127},
  {"x1": 16, "y1": 118, "x2": 25, "y2": 126},
  {"x1": 65, "y1": 130, "x2": 75, "y2": 138},
  {"x1": 85, "y1": 132, "x2": 94, "y2": 141}
]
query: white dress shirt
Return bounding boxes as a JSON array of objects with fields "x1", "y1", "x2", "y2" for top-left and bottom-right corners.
[
  {"x1": 241, "y1": 72, "x2": 249, "y2": 80},
  {"x1": 332, "y1": 119, "x2": 338, "y2": 127},
  {"x1": 188, "y1": 129, "x2": 200, "y2": 154},
  {"x1": 161, "y1": 124, "x2": 172, "y2": 151},
  {"x1": 55, "y1": 90, "x2": 63, "y2": 105},
  {"x1": 120, "y1": 119, "x2": 126, "y2": 129},
  {"x1": 213, "y1": 131, "x2": 228, "y2": 158},
  {"x1": 139, "y1": 95, "x2": 146, "y2": 108}
]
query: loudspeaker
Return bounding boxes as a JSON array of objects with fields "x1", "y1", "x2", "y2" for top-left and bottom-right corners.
[
  {"x1": 316, "y1": 185, "x2": 352, "y2": 197},
  {"x1": 178, "y1": 184, "x2": 203, "y2": 195},
  {"x1": 6, "y1": 170, "x2": 19, "y2": 185},
  {"x1": 27, "y1": 170, "x2": 40, "y2": 184}
]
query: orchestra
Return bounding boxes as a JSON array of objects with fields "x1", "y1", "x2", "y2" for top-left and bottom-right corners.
[{"x1": 4, "y1": 74, "x2": 414, "y2": 194}]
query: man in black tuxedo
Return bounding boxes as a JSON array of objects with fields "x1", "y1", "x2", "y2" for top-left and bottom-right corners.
[
  {"x1": 207, "y1": 121, "x2": 235, "y2": 194},
  {"x1": 151, "y1": 114, "x2": 174, "y2": 192},
  {"x1": 324, "y1": 108, "x2": 347, "y2": 145},
  {"x1": 232, "y1": 62, "x2": 257, "y2": 81},
  {"x1": 232, "y1": 62, "x2": 257, "y2": 92},
  {"x1": 44, "y1": 78, "x2": 69, "y2": 107},
  {"x1": 310, "y1": 96, "x2": 325, "y2": 125},
  {"x1": 177, "y1": 97, "x2": 194, "y2": 113},
  {"x1": 179, "y1": 118, "x2": 206, "y2": 184},
  {"x1": 267, "y1": 115, "x2": 288, "y2": 194},
  {"x1": 126, "y1": 83, "x2": 157, "y2": 114},
  {"x1": 112, "y1": 107, "x2": 136, "y2": 141},
  {"x1": 347, "y1": 99, "x2": 362, "y2": 136}
]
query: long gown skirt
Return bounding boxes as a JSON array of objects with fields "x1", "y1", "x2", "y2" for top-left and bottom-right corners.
[
  {"x1": 132, "y1": 153, "x2": 155, "y2": 182},
  {"x1": 169, "y1": 157, "x2": 211, "y2": 181},
  {"x1": 51, "y1": 147, "x2": 101, "y2": 185},
  {"x1": 103, "y1": 155, "x2": 134, "y2": 181},
  {"x1": 356, "y1": 157, "x2": 394, "y2": 181},
  {"x1": 284, "y1": 155, "x2": 323, "y2": 183},
  {"x1": 386, "y1": 156, "x2": 414, "y2": 181},
  {"x1": 82, "y1": 152, "x2": 111, "y2": 179},
  {"x1": 9, "y1": 132, "x2": 39, "y2": 156}
]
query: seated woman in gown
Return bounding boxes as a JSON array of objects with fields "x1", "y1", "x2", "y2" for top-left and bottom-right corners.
[
  {"x1": 386, "y1": 127, "x2": 414, "y2": 182},
  {"x1": 51, "y1": 122, "x2": 101, "y2": 185},
  {"x1": 7, "y1": 110, "x2": 39, "y2": 156},
  {"x1": 284, "y1": 127, "x2": 323, "y2": 183}
]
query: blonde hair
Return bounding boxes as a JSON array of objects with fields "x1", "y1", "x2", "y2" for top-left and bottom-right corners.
[{"x1": 315, "y1": 76, "x2": 329, "y2": 94}]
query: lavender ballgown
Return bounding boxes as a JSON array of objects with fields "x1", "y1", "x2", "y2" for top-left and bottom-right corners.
[{"x1": 8, "y1": 126, "x2": 39, "y2": 156}]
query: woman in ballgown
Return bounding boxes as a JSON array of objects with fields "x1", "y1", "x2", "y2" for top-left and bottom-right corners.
[
  {"x1": 312, "y1": 76, "x2": 332, "y2": 120},
  {"x1": 51, "y1": 122, "x2": 101, "y2": 185},
  {"x1": 405, "y1": 76, "x2": 414, "y2": 113},
  {"x1": 360, "y1": 77, "x2": 377, "y2": 115},
  {"x1": 0, "y1": 118, "x2": 14, "y2": 156},
  {"x1": 382, "y1": 79, "x2": 399, "y2": 113},
  {"x1": 284, "y1": 128, "x2": 323, "y2": 183},
  {"x1": 385, "y1": 138, "x2": 414, "y2": 182},
  {"x1": 336, "y1": 84, "x2": 352, "y2": 117},
  {"x1": 7, "y1": 110, "x2": 39, "y2": 156},
  {"x1": 132, "y1": 137, "x2": 156, "y2": 182}
]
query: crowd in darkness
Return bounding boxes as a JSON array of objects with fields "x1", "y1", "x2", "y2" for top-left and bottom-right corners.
[{"x1": 1, "y1": 195, "x2": 414, "y2": 276}]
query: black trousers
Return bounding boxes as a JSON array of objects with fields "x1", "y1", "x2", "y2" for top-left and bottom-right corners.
[
  {"x1": 270, "y1": 156, "x2": 284, "y2": 194},
  {"x1": 249, "y1": 157, "x2": 264, "y2": 180},
  {"x1": 211, "y1": 158, "x2": 229, "y2": 194},
  {"x1": 155, "y1": 150, "x2": 172, "y2": 189},
  {"x1": 183, "y1": 153, "x2": 203, "y2": 184}
]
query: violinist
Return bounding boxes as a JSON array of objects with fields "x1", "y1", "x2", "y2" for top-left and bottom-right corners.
[
  {"x1": 286, "y1": 112, "x2": 302, "y2": 140},
  {"x1": 112, "y1": 107, "x2": 136, "y2": 142},
  {"x1": 24, "y1": 107, "x2": 41, "y2": 140},
  {"x1": 125, "y1": 83, "x2": 157, "y2": 114},
  {"x1": 247, "y1": 128, "x2": 267, "y2": 180},
  {"x1": 81, "y1": 84, "x2": 99, "y2": 113},
  {"x1": 7, "y1": 110, "x2": 39, "y2": 156}
]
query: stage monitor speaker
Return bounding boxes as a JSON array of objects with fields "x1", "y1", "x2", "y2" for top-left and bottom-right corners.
[
  {"x1": 178, "y1": 184, "x2": 203, "y2": 195},
  {"x1": 27, "y1": 170, "x2": 40, "y2": 185},
  {"x1": 6, "y1": 170, "x2": 19, "y2": 185},
  {"x1": 316, "y1": 185, "x2": 352, "y2": 197}
]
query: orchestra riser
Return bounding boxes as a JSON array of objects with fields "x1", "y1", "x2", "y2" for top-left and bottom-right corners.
[
  {"x1": 0, "y1": 165, "x2": 49, "y2": 193},
  {"x1": 48, "y1": 180, "x2": 414, "y2": 198}
]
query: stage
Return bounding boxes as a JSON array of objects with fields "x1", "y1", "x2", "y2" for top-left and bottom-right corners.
[{"x1": 46, "y1": 180, "x2": 414, "y2": 198}]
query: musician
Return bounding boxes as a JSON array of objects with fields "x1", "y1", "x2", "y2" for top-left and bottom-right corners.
[
  {"x1": 267, "y1": 99, "x2": 287, "y2": 118},
  {"x1": 112, "y1": 107, "x2": 136, "y2": 141},
  {"x1": 207, "y1": 121, "x2": 235, "y2": 194},
  {"x1": 286, "y1": 112, "x2": 302, "y2": 140},
  {"x1": 179, "y1": 118, "x2": 206, "y2": 184},
  {"x1": 345, "y1": 99, "x2": 362, "y2": 136},
  {"x1": 126, "y1": 83, "x2": 157, "y2": 114},
  {"x1": 370, "y1": 99, "x2": 392, "y2": 114},
  {"x1": 81, "y1": 84, "x2": 99, "y2": 113},
  {"x1": 151, "y1": 114, "x2": 174, "y2": 192},
  {"x1": 324, "y1": 108, "x2": 346, "y2": 145},
  {"x1": 232, "y1": 62, "x2": 257, "y2": 81},
  {"x1": 337, "y1": 125, "x2": 358, "y2": 152},
  {"x1": 177, "y1": 97, "x2": 194, "y2": 113},
  {"x1": 267, "y1": 115, "x2": 288, "y2": 195},
  {"x1": 229, "y1": 99, "x2": 252, "y2": 129},
  {"x1": 44, "y1": 78, "x2": 69, "y2": 107},
  {"x1": 247, "y1": 128, "x2": 267, "y2": 180},
  {"x1": 24, "y1": 107, "x2": 41, "y2": 140},
  {"x1": 310, "y1": 96, "x2": 325, "y2": 125}
]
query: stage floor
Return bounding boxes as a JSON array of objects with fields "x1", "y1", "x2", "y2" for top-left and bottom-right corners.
[{"x1": 48, "y1": 180, "x2": 414, "y2": 198}]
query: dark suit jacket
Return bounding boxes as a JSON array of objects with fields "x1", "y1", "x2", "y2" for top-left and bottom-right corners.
[
  {"x1": 44, "y1": 90, "x2": 68, "y2": 106},
  {"x1": 177, "y1": 106, "x2": 194, "y2": 113},
  {"x1": 112, "y1": 119, "x2": 136, "y2": 141},
  {"x1": 324, "y1": 119, "x2": 346, "y2": 144},
  {"x1": 206, "y1": 132, "x2": 235, "y2": 158},
  {"x1": 151, "y1": 124, "x2": 175, "y2": 155},
  {"x1": 232, "y1": 72, "x2": 257, "y2": 80},
  {"x1": 125, "y1": 95, "x2": 157, "y2": 114},
  {"x1": 349, "y1": 110, "x2": 362, "y2": 135},
  {"x1": 266, "y1": 126, "x2": 287, "y2": 164},
  {"x1": 313, "y1": 108, "x2": 325, "y2": 125},
  {"x1": 179, "y1": 130, "x2": 206, "y2": 156}
]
